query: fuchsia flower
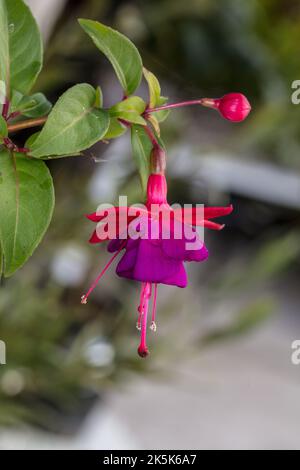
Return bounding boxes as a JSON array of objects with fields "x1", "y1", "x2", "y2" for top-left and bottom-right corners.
[
  {"x1": 81, "y1": 149, "x2": 233, "y2": 358},
  {"x1": 201, "y1": 93, "x2": 251, "y2": 122}
]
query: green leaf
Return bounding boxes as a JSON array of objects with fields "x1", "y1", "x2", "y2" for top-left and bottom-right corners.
[
  {"x1": 143, "y1": 67, "x2": 169, "y2": 122},
  {"x1": 94, "y1": 86, "x2": 103, "y2": 108},
  {"x1": 155, "y1": 97, "x2": 170, "y2": 123},
  {"x1": 10, "y1": 89, "x2": 23, "y2": 112},
  {"x1": 147, "y1": 115, "x2": 160, "y2": 136},
  {"x1": 143, "y1": 67, "x2": 161, "y2": 108},
  {"x1": 78, "y1": 19, "x2": 143, "y2": 95},
  {"x1": 110, "y1": 96, "x2": 146, "y2": 125},
  {"x1": 0, "y1": 0, "x2": 9, "y2": 95},
  {"x1": 26, "y1": 133, "x2": 82, "y2": 159},
  {"x1": 0, "y1": 115, "x2": 8, "y2": 139},
  {"x1": 0, "y1": 0, "x2": 43, "y2": 96},
  {"x1": 104, "y1": 118, "x2": 127, "y2": 139},
  {"x1": 131, "y1": 124, "x2": 152, "y2": 193},
  {"x1": 29, "y1": 84, "x2": 110, "y2": 158},
  {"x1": 0, "y1": 149, "x2": 54, "y2": 276},
  {"x1": 25, "y1": 131, "x2": 40, "y2": 148},
  {"x1": 17, "y1": 93, "x2": 52, "y2": 118}
]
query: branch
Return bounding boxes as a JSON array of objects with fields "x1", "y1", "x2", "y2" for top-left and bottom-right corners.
[{"x1": 8, "y1": 117, "x2": 48, "y2": 133}]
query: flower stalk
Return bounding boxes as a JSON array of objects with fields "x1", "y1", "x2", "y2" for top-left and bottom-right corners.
[{"x1": 7, "y1": 116, "x2": 48, "y2": 134}]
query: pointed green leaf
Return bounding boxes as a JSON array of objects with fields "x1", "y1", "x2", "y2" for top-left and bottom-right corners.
[
  {"x1": 131, "y1": 124, "x2": 152, "y2": 193},
  {"x1": 25, "y1": 131, "x2": 40, "y2": 148},
  {"x1": 29, "y1": 84, "x2": 110, "y2": 158},
  {"x1": 0, "y1": 149, "x2": 54, "y2": 276},
  {"x1": 143, "y1": 68, "x2": 161, "y2": 108},
  {"x1": 104, "y1": 118, "x2": 127, "y2": 139},
  {"x1": 0, "y1": 115, "x2": 8, "y2": 140},
  {"x1": 10, "y1": 89, "x2": 23, "y2": 111},
  {"x1": 109, "y1": 96, "x2": 146, "y2": 125},
  {"x1": 0, "y1": 0, "x2": 43, "y2": 97},
  {"x1": 0, "y1": 0, "x2": 9, "y2": 95},
  {"x1": 94, "y1": 86, "x2": 103, "y2": 108},
  {"x1": 143, "y1": 67, "x2": 169, "y2": 122},
  {"x1": 154, "y1": 97, "x2": 170, "y2": 123},
  {"x1": 78, "y1": 19, "x2": 143, "y2": 95},
  {"x1": 17, "y1": 93, "x2": 52, "y2": 118}
]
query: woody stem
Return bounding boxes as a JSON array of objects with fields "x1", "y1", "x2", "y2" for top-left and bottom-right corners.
[{"x1": 7, "y1": 117, "x2": 48, "y2": 133}]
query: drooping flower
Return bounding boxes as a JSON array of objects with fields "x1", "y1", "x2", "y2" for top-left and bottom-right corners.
[
  {"x1": 81, "y1": 151, "x2": 232, "y2": 358},
  {"x1": 201, "y1": 93, "x2": 251, "y2": 122}
]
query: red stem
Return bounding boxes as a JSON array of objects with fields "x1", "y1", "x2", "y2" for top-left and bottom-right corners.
[
  {"x1": 143, "y1": 124, "x2": 160, "y2": 148},
  {"x1": 146, "y1": 99, "x2": 203, "y2": 114},
  {"x1": 2, "y1": 99, "x2": 9, "y2": 120}
]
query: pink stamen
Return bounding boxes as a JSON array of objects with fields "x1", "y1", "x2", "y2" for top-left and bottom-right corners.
[
  {"x1": 81, "y1": 241, "x2": 125, "y2": 304},
  {"x1": 138, "y1": 282, "x2": 151, "y2": 358},
  {"x1": 136, "y1": 282, "x2": 146, "y2": 330},
  {"x1": 150, "y1": 283, "x2": 158, "y2": 332}
]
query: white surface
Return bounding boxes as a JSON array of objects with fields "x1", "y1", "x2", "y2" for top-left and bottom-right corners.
[{"x1": 108, "y1": 316, "x2": 300, "y2": 450}]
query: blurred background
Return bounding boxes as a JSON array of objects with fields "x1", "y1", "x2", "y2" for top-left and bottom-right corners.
[{"x1": 1, "y1": 0, "x2": 300, "y2": 450}]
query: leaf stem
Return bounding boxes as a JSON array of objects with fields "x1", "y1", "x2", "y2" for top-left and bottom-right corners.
[{"x1": 7, "y1": 117, "x2": 47, "y2": 134}]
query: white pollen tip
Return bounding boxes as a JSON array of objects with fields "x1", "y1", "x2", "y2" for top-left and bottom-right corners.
[{"x1": 81, "y1": 295, "x2": 88, "y2": 304}]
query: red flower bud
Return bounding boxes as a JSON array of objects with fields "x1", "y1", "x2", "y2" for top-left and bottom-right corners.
[{"x1": 201, "y1": 93, "x2": 251, "y2": 122}]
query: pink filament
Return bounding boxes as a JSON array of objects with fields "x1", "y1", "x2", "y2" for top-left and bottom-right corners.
[
  {"x1": 138, "y1": 282, "x2": 151, "y2": 358},
  {"x1": 137, "y1": 282, "x2": 146, "y2": 329},
  {"x1": 151, "y1": 283, "x2": 158, "y2": 326},
  {"x1": 81, "y1": 242, "x2": 125, "y2": 303}
]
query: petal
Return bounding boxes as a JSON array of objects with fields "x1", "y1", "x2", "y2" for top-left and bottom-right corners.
[
  {"x1": 116, "y1": 239, "x2": 187, "y2": 287},
  {"x1": 202, "y1": 220, "x2": 225, "y2": 230},
  {"x1": 87, "y1": 206, "x2": 148, "y2": 223},
  {"x1": 204, "y1": 205, "x2": 233, "y2": 219},
  {"x1": 89, "y1": 229, "x2": 108, "y2": 244},
  {"x1": 173, "y1": 205, "x2": 233, "y2": 225},
  {"x1": 161, "y1": 220, "x2": 208, "y2": 262}
]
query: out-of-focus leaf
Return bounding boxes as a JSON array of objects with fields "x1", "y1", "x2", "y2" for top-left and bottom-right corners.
[
  {"x1": 1, "y1": 0, "x2": 43, "y2": 95},
  {"x1": 0, "y1": 0, "x2": 9, "y2": 94},
  {"x1": 202, "y1": 299, "x2": 274, "y2": 345},
  {"x1": 16, "y1": 92, "x2": 52, "y2": 118},
  {"x1": 248, "y1": 232, "x2": 300, "y2": 282},
  {"x1": 215, "y1": 232, "x2": 300, "y2": 293},
  {"x1": 131, "y1": 124, "x2": 152, "y2": 193},
  {"x1": 78, "y1": 19, "x2": 143, "y2": 95}
]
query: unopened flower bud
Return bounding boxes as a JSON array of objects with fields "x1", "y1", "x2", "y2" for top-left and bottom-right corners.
[{"x1": 201, "y1": 93, "x2": 251, "y2": 122}]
